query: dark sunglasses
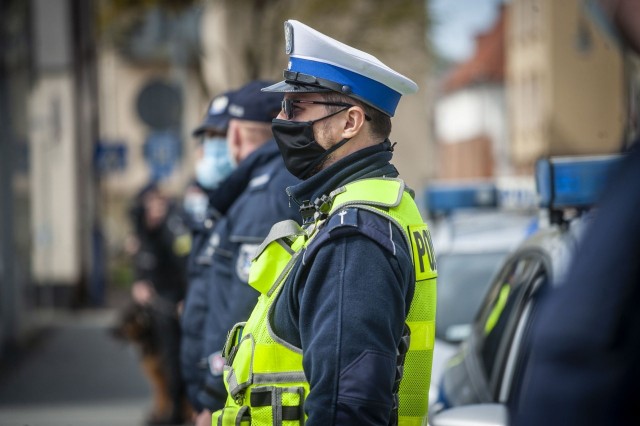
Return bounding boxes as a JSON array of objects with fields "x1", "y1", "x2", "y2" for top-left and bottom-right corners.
[{"x1": 281, "y1": 99, "x2": 371, "y2": 121}]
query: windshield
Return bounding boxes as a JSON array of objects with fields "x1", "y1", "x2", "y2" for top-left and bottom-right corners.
[{"x1": 436, "y1": 251, "x2": 507, "y2": 342}]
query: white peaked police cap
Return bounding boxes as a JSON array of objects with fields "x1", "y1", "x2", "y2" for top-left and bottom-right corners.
[{"x1": 261, "y1": 19, "x2": 419, "y2": 117}]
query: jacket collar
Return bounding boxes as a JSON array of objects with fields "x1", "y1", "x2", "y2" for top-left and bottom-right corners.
[{"x1": 286, "y1": 139, "x2": 398, "y2": 214}]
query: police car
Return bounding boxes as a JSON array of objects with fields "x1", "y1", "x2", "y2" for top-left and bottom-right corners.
[
  {"x1": 426, "y1": 182, "x2": 537, "y2": 409},
  {"x1": 429, "y1": 155, "x2": 623, "y2": 426}
]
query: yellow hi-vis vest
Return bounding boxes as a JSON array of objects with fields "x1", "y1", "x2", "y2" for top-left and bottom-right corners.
[{"x1": 212, "y1": 178, "x2": 437, "y2": 426}]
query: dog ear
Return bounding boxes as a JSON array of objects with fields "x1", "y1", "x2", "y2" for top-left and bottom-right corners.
[{"x1": 110, "y1": 302, "x2": 143, "y2": 343}]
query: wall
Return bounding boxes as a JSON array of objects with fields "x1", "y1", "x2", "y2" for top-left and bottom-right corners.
[
  {"x1": 549, "y1": 0, "x2": 625, "y2": 155},
  {"x1": 508, "y1": 0, "x2": 625, "y2": 170},
  {"x1": 29, "y1": 75, "x2": 81, "y2": 284},
  {"x1": 435, "y1": 84, "x2": 508, "y2": 178}
]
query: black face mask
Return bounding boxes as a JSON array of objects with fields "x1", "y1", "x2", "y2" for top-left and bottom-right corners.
[{"x1": 272, "y1": 108, "x2": 350, "y2": 180}]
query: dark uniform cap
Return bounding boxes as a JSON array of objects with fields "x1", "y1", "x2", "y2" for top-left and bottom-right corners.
[
  {"x1": 261, "y1": 20, "x2": 419, "y2": 117},
  {"x1": 227, "y1": 80, "x2": 282, "y2": 123},
  {"x1": 192, "y1": 91, "x2": 234, "y2": 137}
]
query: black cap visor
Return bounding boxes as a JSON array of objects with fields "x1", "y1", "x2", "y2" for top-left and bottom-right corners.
[
  {"x1": 262, "y1": 69, "x2": 344, "y2": 94},
  {"x1": 191, "y1": 116, "x2": 229, "y2": 137},
  {"x1": 261, "y1": 80, "x2": 332, "y2": 94}
]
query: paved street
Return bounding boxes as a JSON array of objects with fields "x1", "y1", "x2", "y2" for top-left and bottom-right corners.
[{"x1": 0, "y1": 309, "x2": 153, "y2": 426}]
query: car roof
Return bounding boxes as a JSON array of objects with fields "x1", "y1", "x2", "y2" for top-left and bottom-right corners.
[
  {"x1": 509, "y1": 212, "x2": 592, "y2": 287},
  {"x1": 432, "y1": 210, "x2": 536, "y2": 255}
]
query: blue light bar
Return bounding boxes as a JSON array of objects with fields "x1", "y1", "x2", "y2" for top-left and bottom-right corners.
[
  {"x1": 425, "y1": 182, "x2": 497, "y2": 215},
  {"x1": 535, "y1": 155, "x2": 622, "y2": 209}
]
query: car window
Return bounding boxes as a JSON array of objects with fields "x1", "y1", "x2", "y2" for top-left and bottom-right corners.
[
  {"x1": 505, "y1": 273, "x2": 549, "y2": 408},
  {"x1": 476, "y1": 254, "x2": 541, "y2": 389},
  {"x1": 436, "y1": 251, "x2": 508, "y2": 342}
]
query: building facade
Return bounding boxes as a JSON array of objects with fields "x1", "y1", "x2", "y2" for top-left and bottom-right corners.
[
  {"x1": 434, "y1": 5, "x2": 509, "y2": 180},
  {"x1": 507, "y1": 0, "x2": 625, "y2": 172}
]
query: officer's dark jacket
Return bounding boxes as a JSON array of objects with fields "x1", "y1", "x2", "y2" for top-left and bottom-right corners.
[
  {"x1": 271, "y1": 141, "x2": 416, "y2": 426},
  {"x1": 181, "y1": 140, "x2": 300, "y2": 411},
  {"x1": 131, "y1": 195, "x2": 189, "y2": 305},
  {"x1": 183, "y1": 201, "x2": 219, "y2": 284},
  {"x1": 181, "y1": 143, "x2": 290, "y2": 409},
  {"x1": 513, "y1": 141, "x2": 640, "y2": 426},
  {"x1": 180, "y1": 208, "x2": 222, "y2": 411}
]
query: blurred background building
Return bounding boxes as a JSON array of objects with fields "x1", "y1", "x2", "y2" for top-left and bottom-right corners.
[
  {"x1": 0, "y1": 0, "x2": 634, "y2": 359},
  {"x1": 507, "y1": 0, "x2": 626, "y2": 172},
  {"x1": 434, "y1": 5, "x2": 509, "y2": 180}
]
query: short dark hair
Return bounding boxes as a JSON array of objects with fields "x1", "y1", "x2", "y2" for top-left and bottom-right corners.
[{"x1": 319, "y1": 92, "x2": 392, "y2": 140}]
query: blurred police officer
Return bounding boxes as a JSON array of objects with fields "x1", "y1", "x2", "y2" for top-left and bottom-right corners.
[
  {"x1": 180, "y1": 90, "x2": 235, "y2": 417},
  {"x1": 181, "y1": 84, "x2": 297, "y2": 417},
  {"x1": 187, "y1": 90, "x2": 278, "y2": 222},
  {"x1": 129, "y1": 182, "x2": 191, "y2": 425},
  {"x1": 181, "y1": 85, "x2": 287, "y2": 415},
  {"x1": 181, "y1": 91, "x2": 234, "y2": 284},
  {"x1": 183, "y1": 80, "x2": 301, "y2": 426},
  {"x1": 211, "y1": 21, "x2": 437, "y2": 426},
  {"x1": 513, "y1": 1, "x2": 640, "y2": 425}
]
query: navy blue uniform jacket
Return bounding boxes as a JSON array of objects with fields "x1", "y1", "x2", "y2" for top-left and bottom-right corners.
[
  {"x1": 513, "y1": 141, "x2": 640, "y2": 425},
  {"x1": 272, "y1": 141, "x2": 416, "y2": 426},
  {"x1": 181, "y1": 140, "x2": 300, "y2": 410}
]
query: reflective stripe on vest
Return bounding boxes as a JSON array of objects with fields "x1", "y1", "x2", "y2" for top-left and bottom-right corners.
[{"x1": 212, "y1": 178, "x2": 437, "y2": 426}]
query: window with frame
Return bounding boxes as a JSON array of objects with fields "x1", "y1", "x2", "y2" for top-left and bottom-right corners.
[{"x1": 477, "y1": 254, "x2": 540, "y2": 385}]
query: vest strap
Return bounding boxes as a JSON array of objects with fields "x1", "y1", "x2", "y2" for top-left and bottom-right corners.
[
  {"x1": 249, "y1": 386, "x2": 306, "y2": 424},
  {"x1": 330, "y1": 178, "x2": 405, "y2": 212},
  {"x1": 253, "y1": 372, "x2": 307, "y2": 384},
  {"x1": 253, "y1": 219, "x2": 305, "y2": 260}
]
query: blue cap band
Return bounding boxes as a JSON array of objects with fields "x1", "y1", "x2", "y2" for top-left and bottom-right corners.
[{"x1": 289, "y1": 57, "x2": 402, "y2": 116}]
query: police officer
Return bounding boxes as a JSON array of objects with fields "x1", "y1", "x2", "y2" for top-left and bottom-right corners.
[
  {"x1": 211, "y1": 21, "x2": 438, "y2": 426},
  {"x1": 181, "y1": 85, "x2": 296, "y2": 416},
  {"x1": 181, "y1": 90, "x2": 235, "y2": 417},
  {"x1": 513, "y1": 1, "x2": 640, "y2": 425},
  {"x1": 188, "y1": 90, "x2": 280, "y2": 221},
  {"x1": 183, "y1": 80, "x2": 301, "y2": 426},
  {"x1": 129, "y1": 182, "x2": 191, "y2": 425}
]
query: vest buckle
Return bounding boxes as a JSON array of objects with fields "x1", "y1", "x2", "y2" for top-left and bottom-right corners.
[
  {"x1": 300, "y1": 194, "x2": 333, "y2": 224},
  {"x1": 299, "y1": 201, "x2": 315, "y2": 224},
  {"x1": 313, "y1": 194, "x2": 333, "y2": 221}
]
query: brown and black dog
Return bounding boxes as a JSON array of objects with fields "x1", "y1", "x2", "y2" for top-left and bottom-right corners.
[{"x1": 112, "y1": 302, "x2": 192, "y2": 425}]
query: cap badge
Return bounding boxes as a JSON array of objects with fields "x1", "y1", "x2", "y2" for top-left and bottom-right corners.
[
  {"x1": 210, "y1": 96, "x2": 228, "y2": 114},
  {"x1": 284, "y1": 21, "x2": 294, "y2": 54}
]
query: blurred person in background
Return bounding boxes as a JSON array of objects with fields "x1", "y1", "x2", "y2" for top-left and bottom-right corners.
[
  {"x1": 181, "y1": 88, "x2": 249, "y2": 422},
  {"x1": 181, "y1": 88, "x2": 286, "y2": 259},
  {"x1": 181, "y1": 80, "x2": 301, "y2": 426},
  {"x1": 128, "y1": 182, "x2": 191, "y2": 425},
  {"x1": 513, "y1": 0, "x2": 640, "y2": 425},
  {"x1": 179, "y1": 85, "x2": 273, "y2": 422},
  {"x1": 181, "y1": 90, "x2": 236, "y2": 235}
]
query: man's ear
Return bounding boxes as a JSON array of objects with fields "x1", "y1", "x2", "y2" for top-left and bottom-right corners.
[
  {"x1": 229, "y1": 124, "x2": 240, "y2": 148},
  {"x1": 227, "y1": 121, "x2": 242, "y2": 163},
  {"x1": 341, "y1": 106, "x2": 366, "y2": 139}
]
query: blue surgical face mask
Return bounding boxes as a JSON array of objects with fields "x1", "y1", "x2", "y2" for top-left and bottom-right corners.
[
  {"x1": 183, "y1": 190, "x2": 209, "y2": 223},
  {"x1": 195, "y1": 137, "x2": 235, "y2": 189}
]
